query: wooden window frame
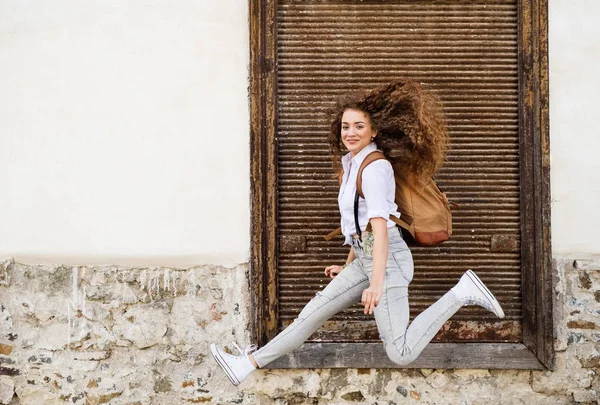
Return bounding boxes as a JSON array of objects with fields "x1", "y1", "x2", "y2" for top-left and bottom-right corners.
[{"x1": 249, "y1": 0, "x2": 553, "y2": 369}]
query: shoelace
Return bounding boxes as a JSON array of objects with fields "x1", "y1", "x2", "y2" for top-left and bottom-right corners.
[{"x1": 232, "y1": 342, "x2": 258, "y2": 356}]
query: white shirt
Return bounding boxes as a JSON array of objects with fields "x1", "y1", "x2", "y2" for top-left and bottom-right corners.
[{"x1": 338, "y1": 142, "x2": 401, "y2": 245}]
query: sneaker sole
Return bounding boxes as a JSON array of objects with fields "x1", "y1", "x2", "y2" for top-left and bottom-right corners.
[
  {"x1": 210, "y1": 344, "x2": 241, "y2": 386},
  {"x1": 466, "y1": 270, "x2": 505, "y2": 319}
]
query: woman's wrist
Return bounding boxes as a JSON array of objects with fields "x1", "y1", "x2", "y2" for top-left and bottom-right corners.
[{"x1": 370, "y1": 275, "x2": 384, "y2": 288}]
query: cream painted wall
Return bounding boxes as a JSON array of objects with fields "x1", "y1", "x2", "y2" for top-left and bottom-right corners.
[
  {"x1": 0, "y1": 1, "x2": 250, "y2": 267},
  {"x1": 1, "y1": 1, "x2": 598, "y2": 266},
  {"x1": 549, "y1": 0, "x2": 600, "y2": 256}
]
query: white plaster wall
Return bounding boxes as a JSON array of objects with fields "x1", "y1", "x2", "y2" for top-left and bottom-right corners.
[
  {"x1": 549, "y1": 0, "x2": 600, "y2": 256},
  {"x1": 0, "y1": 0, "x2": 250, "y2": 267},
  {"x1": 1, "y1": 0, "x2": 598, "y2": 266}
]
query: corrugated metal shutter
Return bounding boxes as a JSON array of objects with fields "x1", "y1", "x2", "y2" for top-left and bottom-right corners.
[{"x1": 277, "y1": 0, "x2": 520, "y2": 342}]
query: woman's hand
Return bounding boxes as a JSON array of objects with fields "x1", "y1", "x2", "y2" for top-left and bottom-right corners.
[
  {"x1": 324, "y1": 264, "x2": 345, "y2": 279},
  {"x1": 362, "y1": 283, "x2": 383, "y2": 315}
]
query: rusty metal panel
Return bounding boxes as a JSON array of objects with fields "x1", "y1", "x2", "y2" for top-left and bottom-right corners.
[{"x1": 276, "y1": 1, "x2": 521, "y2": 342}]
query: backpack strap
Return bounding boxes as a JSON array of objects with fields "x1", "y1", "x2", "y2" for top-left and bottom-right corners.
[
  {"x1": 355, "y1": 151, "x2": 416, "y2": 235},
  {"x1": 322, "y1": 151, "x2": 390, "y2": 241},
  {"x1": 324, "y1": 227, "x2": 342, "y2": 241},
  {"x1": 353, "y1": 190, "x2": 361, "y2": 241},
  {"x1": 356, "y1": 151, "x2": 387, "y2": 199},
  {"x1": 354, "y1": 151, "x2": 387, "y2": 239}
]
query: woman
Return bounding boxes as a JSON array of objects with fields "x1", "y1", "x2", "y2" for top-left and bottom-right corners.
[{"x1": 210, "y1": 80, "x2": 504, "y2": 386}]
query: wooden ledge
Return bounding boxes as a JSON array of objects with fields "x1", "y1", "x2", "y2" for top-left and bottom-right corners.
[{"x1": 265, "y1": 342, "x2": 546, "y2": 370}]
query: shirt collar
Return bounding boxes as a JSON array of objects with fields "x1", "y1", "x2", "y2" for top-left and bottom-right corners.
[{"x1": 341, "y1": 142, "x2": 378, "y2": 173}]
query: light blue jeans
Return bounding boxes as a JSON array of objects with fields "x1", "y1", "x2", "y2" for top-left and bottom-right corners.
[{"x1": 253, "y1": 226, "x2": 463, "y2": 367}]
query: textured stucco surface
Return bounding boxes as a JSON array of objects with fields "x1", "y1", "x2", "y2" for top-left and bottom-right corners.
[
  {"x1": 1, "y1": 258, "x2": 599, "y2": 404},
  {"x1": 549, "y1": 0, "x2": 600, "y2": 255},
  {"x1": 0, "y1": 0, "x2": 250, "y2": 267}
]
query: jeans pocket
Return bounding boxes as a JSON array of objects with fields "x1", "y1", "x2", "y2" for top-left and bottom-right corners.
[{"x1": 391, "y1": 250, "x2": 414, "y2": 283}]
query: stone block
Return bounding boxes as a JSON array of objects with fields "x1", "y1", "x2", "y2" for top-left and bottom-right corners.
[
  {"x1": 532, "y1": 353, "x2": 592, "y2": 395},
  {"x1": 580, "y1": 353, "x2": 600, "y2": 369},
  {"x1": 115, "y1": 339, "x2": 132, "y2": 347},
  {"x1": 395, "y1": 385, "x2": 408, "y2": 397},
  {"x1": 569, "y1": 332, "x2": 586, "y2": 345},
  {"x1": 115, "y1": 284, "x2": 139, "y2": 305},
  {"x1": 569, "y1": 320, "x2": 599, "y2": 330},
  {"x1": 27, "y1": 351, "x2": 53, "y2": 365},
  {"x1": 33, "y1": 296, "x2": 65, "y2": 323},
  {"x1": 453, "y1": 369, "x2": 492, "y2": 381},
  {"x1": 420, "y1": 368, "x2": 434, "y2": 377},
  {"x1": 83, "y1": 392, "x2": 122, "y2": 405},
  {"x1": 554, "y1": 259, "x2": 570, "y2": 351},
  {"x1": 572, "y1": 389, "x2": 597, "y2": 403},
  {"x1": 37, "y1": 323, "x2": 70, "y2": 351},
  {"x1": 112, "y1": 304, "x2": 169, "y2": 349},
  {"x1": 14, "y1": 385, "x2": 63, "y2": 405},
  {"x1": 0, "y1": 259, "x2": 13, "y2": 287},
  {"x1": 0, "y1": 305, "x2": 13, "y2": 331},
  {"x1": 426, "y1": 371, "x2": 449, "y2": 388},
  {"x1": 166, "y1": 297, "x2": 206, "y2": 345},
  {"x1": 72, "y1": 351, "x2": 110, "y2": 361},
  {"x1": 70, "y1": 360, "x2": 99, "y2": 372},
  {"x1": 78, "y1": 300, "x2": 111, "y2": 323},
  {"x1": 341, "y1": 390, "x2": 365, "y2": 402},
  {"x1": 87, "y1": 269, "x2": 110, "y2": 287},
  {"x1": 0, "y1": 376, "x2": 14, "y2": 405},
  {"x1": 0, "y1": 345, "x2": 13, "y2": 356},
  {"x1": 574, "y1": 260, "x2": 600, "y2": 272}
]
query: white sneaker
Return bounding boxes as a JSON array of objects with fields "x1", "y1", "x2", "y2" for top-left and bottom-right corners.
[
  {"x1": 210, "y1": 342, "x2": 257, "y2": 386},
  {"x1": 453, "y1": 270, "x2": 505, "y2": 318}
]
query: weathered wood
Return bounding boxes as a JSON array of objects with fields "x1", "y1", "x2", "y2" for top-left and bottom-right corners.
[
  {"x1": 574, "y1": 260, "x2": 600, "y2": 271},
  {"x1": 280, "y1": 319, "x2": 522, "y2": 343},
  {"x1": 249, "y1": 0, "x2": 279, "y2": 345},
  {"x1": 538, "y1": 0, "x2": 554, "y2": 372},
  {"x1": 251, "y1": 0, "x2": 552, "y2": 370},
  {"x1": 265, "y1": 343, "x2": 545, "y2": 370},
  {"x1": 518, "y1": 0, "x2": 553, "y2": 369},
  {"x1": 518, "y1": 0, "x2": 536, "y2": 359}
]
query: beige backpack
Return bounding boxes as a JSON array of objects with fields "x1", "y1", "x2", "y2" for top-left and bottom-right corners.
[{"x1": 325, "y1": 151, "x2": 454, "y2": 246}]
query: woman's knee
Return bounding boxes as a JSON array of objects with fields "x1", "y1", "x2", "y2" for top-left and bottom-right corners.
[{"x1": 384, "y1": 341, "x2": 416, "y2": 366}]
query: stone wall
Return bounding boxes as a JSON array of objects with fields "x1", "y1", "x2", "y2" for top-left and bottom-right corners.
[{"x1": 0, "y1": 258, "x2": 598, "y2": 404}]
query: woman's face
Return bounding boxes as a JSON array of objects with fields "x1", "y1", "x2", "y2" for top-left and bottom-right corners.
[{"x1": 341, "y1": 109, "x2": 377, "y2": 157}]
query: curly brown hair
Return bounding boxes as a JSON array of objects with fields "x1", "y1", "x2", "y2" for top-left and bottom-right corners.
[{"x1": 328, "y1": 80, "x2": 449, "y2": 180}]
